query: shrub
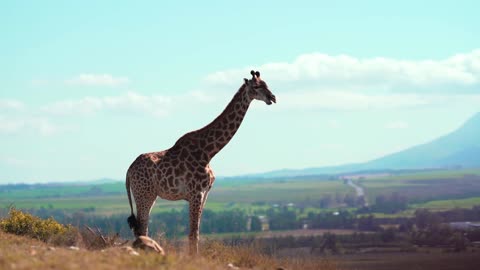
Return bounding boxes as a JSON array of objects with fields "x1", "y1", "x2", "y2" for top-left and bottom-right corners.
[{"x1": 0, "y1": 208, "x2": 77, "y2": 245}]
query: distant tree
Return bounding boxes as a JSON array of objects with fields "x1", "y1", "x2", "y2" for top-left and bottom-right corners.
[
  {"x1": 414, "y1": 209, "x2": 442, "y2": 230},
  {"x1": 310, "y1": 211, "x2": 355, "y2": 229},
  {"x1": 451, "y1": 231, "x2": 468, "y2": 252},
  {"x1": 250, "y1": 216, "x2": 262, "y2": 232},
  {"x1": 357, "y1": 214, "x2": 377, "y2": 231},
  {"x1": 319, "y1": 194, "x2": 333, "y2": 208},
  {"x1": 372, "y1": 192, "x2": 407, "y2": 213},
  {"x1": 398, "y1": 219, "x2": 414, "y2": 232},
  {"x1": 321, "y1": 233, "x2": 339, "y2": 254},
  {"x1": 410, "y1": 209, "x2": 455, "y2": 247},
  {"x1": 268, "y1": 208, "x2": 299, "y2": 230}
]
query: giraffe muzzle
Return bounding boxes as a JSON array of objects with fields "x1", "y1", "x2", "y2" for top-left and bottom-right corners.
[{"x1": 267, "y1": 94, "x2": 276, "y2": 105}]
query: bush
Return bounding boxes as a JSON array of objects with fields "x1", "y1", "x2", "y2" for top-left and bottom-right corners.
[{"x1": 0, "y1": 208, "x2": 77, "y2": 245}]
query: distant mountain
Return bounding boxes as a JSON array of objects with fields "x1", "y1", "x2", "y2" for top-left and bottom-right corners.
[
  {"x1": 255, "y1": 112, "x2": 480, "y2": 178},
  {"x1": 81, "y1": 178, "x2": 122, "y2": 185}
]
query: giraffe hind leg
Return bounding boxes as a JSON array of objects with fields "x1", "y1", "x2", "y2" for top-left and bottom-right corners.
[{"x1": 132, "y1": 193, "x2": 157, "y2": 237}]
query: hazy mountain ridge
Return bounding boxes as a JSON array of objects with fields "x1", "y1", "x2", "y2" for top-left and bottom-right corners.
[{"x1": 254, "y1": 112, "x2": 480, "y2": 178}]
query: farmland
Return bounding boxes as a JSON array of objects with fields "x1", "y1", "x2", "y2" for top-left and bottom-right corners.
[
  {"x1": 1, "y1": 168, "x2": 480, "y2": 216},
  {"x1": 355, "y1": 168, "x2": 480, "y2": 214},
  {"x1": 0, "y1": 177, "x2": 352, "y2": 215},
  {"x1": 2, "y1": 168, "x2": 480, "y2": 270}
]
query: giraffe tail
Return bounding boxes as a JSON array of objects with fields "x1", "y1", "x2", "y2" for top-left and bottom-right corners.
[
  {"x1": 127, "y1": 214, "x2": 139, "y2": 231},
  {"x1": 126, "y1": 175, "x2": 139, "y2": 232}
]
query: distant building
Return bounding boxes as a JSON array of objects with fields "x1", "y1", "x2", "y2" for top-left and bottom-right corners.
[
  {"x1": 258, "y1": 215, "x2": 269, "y2": 231},
  {"x1": 246, "y1": 215, "x2": 270, "y2": 231}
]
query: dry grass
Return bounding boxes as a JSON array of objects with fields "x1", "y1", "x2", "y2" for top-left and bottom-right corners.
[
  {"x1": 201, "y1": 240, "x2": 338, "y2": 270},
  {"x1": 0, "y1": 230, "x2": 338, "y2": 270},
  {"x1": 0, "y1": 209, "x2": 336, "y2": 269}
]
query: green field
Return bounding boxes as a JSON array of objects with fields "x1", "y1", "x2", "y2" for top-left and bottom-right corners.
[
  {"x1": 413, "y1": 197, "x2": 480, "y2": 210},
  {"x1": 357, "y1": 168, "x2": 480, "y2": 203},
  {"x1": 0, "y1": 177, "x2": 350, "y2": 215},
  {"x1": 2, "y1": 168, "x2": 480, "y2": 216}
]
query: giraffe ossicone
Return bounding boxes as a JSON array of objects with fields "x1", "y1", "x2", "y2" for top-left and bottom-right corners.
[{"x1": 125, "y1": 70, "x2": 276, "y2": 254}]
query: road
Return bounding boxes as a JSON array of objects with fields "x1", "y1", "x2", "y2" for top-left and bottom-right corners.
[{"x1": 347, "y1": 179, "x2": 368, "y2": 206}]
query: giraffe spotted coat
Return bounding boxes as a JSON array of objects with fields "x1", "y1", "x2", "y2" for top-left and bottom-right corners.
[{"x1": 126, "y1": 71, "x2": 276, "y2": 254}]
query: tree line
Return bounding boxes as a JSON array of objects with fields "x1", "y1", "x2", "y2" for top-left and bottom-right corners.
[{"x1": 2, "y1": 204, "x2": 478, "y2": 239}]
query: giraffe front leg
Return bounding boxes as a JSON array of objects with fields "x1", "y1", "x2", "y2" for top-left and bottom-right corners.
[{"x1": 188, "y1": 192, "x2": 206, "y2": 255}]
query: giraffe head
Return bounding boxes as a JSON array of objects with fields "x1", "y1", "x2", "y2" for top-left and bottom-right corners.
[{"x1": 244, "y1": 70, "x2": 276, "y2": 105}]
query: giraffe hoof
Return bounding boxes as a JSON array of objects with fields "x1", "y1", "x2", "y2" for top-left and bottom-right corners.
[{"x1": 132, "y1": 236, "x2": 165, "y2": 255}]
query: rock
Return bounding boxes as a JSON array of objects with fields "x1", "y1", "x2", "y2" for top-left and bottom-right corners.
[
  {"x1": 68, "y1": 246, "x2": 80, "y2": 251},
  {"x1": 227, "y1": 263, "x2": 240, "y2": 269},
  {"x1": 48, "y1": 247, "x2": 56, "y2": 251},
  {"x1": 122, "y1": 246, "x2": 140, "y2": 256},
  {"x1": 132, "y1": 236, "x2": 165, "y2": 255}
]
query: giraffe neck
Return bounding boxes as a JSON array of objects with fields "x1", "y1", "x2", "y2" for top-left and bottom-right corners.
[{"x1": 173, "y1": 84, "x2": 253, "y2": 164}]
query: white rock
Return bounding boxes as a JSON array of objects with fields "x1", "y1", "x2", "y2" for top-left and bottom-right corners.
[{"x1": 227, "y1": 263, "x2": 240, "y2": 269}]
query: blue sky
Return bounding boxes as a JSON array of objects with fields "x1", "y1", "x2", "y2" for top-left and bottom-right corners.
[{"x1": 1, "y1": 1, "x2": 479, "y2": 183}]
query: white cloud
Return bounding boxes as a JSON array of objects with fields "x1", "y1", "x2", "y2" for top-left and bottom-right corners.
[
  {"x1": 204, "y1": 49, "x2": 480, "y2": 92},
  {"x1": 41, "y1": 90, "x2": 217, "y2": 118},
  {"x1": 0, "y1": 90, "x2": 218, "y2": 137},
  {"x1": 269, "y1": 91, "x2": 480, "y2": 111},
  {"x1": 0, "y1": 116, "x2": 60, "y2": 136},
  {"x1": 29, "y1": 118, "x2": 60, "y2": 136},
  {"x1": 277, "y1": 91, "x2": 430, "y2": 111},
  {"x1": 0, "y1": 116, "x2": 24, "y2": 133},
  {"x1": 0, "y1": 99, "x2": 25, "y2": 111},
  {"x1": 0, "y1": 99, "x2": 59, "y2": 136},
  {"x1": 187, "y1": 90, "x2": 218, "y2": 103},
  {"x1": 204, "y1": 49, "x2": 480, "y2": 112},
  {"x1": 42, "y1": 91, "x2": 172, "y2": 117},
  {"x1": 327, "y1": 119, "x2": 341, "y2": 128},
  {"x1": 65, "y1": 74, "x2": 130, "y2": 87},
  {"x1": 31, "y1": 79, "x2": 50, "y2": 87},
  {"x1": 385, "y1": 121, "x2": 409, "y2": 129}
]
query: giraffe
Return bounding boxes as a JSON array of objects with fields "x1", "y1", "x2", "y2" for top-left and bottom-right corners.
[{"x1": 126, "y1": 70, "x2": 276, "y2": 254}]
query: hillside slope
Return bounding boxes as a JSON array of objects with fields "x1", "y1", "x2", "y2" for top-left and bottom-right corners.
[
  {"x1": 256, "y1": 112, "x2": 480, "y2": 177},
  {"x1": 0, "y1": 230, "x2": 332, "y2": 270},
  {"x1": 0, "y1": 231, "x2": 219, "y2": 270},
  {"x1": 364, "y1": 112, "x2": 480, "y2": 170}
]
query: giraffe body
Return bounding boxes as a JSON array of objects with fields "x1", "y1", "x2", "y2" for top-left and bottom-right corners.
[{"x1": 126, "y1": 71, "x2": 276, "y2": 254}]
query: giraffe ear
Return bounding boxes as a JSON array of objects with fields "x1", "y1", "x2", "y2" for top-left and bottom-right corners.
[{"x1": 244, "y1": 78, "x2": 248, "y2": 84}]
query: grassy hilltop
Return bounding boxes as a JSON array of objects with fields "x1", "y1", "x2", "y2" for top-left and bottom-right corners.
[{"x1": 0, "y1": 210, "x2": 336, "y2": 270}]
